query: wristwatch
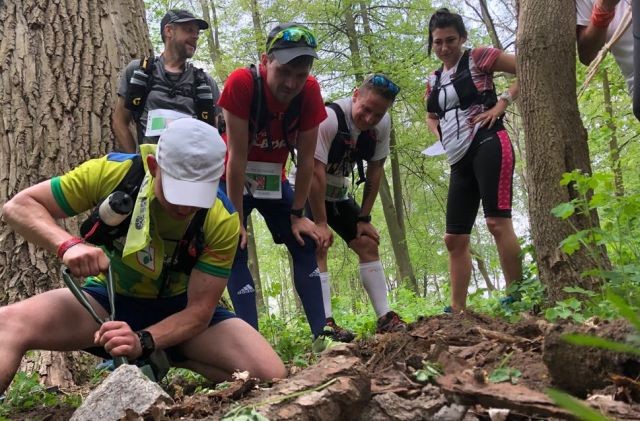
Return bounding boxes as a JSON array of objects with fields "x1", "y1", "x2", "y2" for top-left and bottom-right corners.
[
  {"x1": 357, "y1": 215, "x2": 372, "y2": 223},
  {"x1": 290, "y1": 207, "x2": 304, "y2": 218},
  {"x1": 136, "y1": 330, "x2": 155, "y2": 359}
]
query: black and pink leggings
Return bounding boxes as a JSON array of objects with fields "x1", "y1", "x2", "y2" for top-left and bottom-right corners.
[{"x1": 445, "y1": 128, "x2": 515, "y2": 235}]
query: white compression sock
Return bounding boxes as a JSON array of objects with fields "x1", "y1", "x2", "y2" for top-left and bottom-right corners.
[
  {"x1": 359, "y1": 261, "x2": 390, "y2": 318},
  {"x1": 320, "y1": 271, "x2": 332, "y2": 318}
]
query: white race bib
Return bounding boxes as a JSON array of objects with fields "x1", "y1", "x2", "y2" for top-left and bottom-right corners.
[
  {"x1": 325, "y1": 173, "x2": 349, "y2": 202},
  {"x1": 244, "y1": 161, "x2": 282, "y2": 199},
  {"x1": 145, "y1": 109, "x2": 192, "y2": 137}
]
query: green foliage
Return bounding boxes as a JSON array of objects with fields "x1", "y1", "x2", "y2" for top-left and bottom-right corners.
[
  {"x1": 547, "y1": 389, "x2": 612, "y2": 421},
  {"x1": 259, "y1": 314, "x2": 315, "y2": 365},
  {"x1": 488, "y1": 353, "x2": 521, "y2": 385},
  {"x1": 488, "y1": 367, "x2": 522, "y2": 385},
  {"x1": 413, "y1": 361, "x2": 443, "y2": 384},
  {"x1": 222, "y1": 405, "x2": 269, "y2": 421},
  {"x1": 0, "y1": 372, "x2": 81, "y2": 418}
]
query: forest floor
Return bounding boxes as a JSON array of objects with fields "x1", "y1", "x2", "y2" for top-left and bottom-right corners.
[{"x1": 5, "y1": 311, "x2": 640, "y2": 420}]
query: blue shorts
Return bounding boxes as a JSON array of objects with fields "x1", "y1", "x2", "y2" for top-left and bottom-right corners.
[{"x1": 81, "y1": 285, "x2": 235, "y2": 361}]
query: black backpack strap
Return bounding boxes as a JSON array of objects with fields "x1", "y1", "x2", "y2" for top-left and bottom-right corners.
[
  {"x1": 80, "y1": 155, "x2": 146, "y2": 246},
  {"x1": 282, "y1": 92, "x2": 303, "y2": 165},
  {"x1": 125, "y1": 57, "x2": 156, "y2": 123},
  {"x1": 248, "y1": 64, "x2": 264, "y2": 146},
  {"x1": 193, "y1": 67, "x2": 217, "y2": 128},
  {"x1": 326, "y1": 102, "x2": 368, "y2": 184}
]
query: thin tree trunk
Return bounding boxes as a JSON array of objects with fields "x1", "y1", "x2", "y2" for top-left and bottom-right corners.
[
  {"x1": 248, "y1": 0, "x2": 265, "y2": 62},
  {"x1": 470, "y1": 247, "x2": 495, "y2": 291},
  {"x1": 0, "y1": 0, "x2": 151, "y2": 389},
  {"x1": 517, "y1": 0, "x2": 609, "y2": 303},
  {"x1": 356, "y1": 1, "x2": 418, "y2": 293},
  {"x1": 601, "y1": 68, "x2": 624, "y2": 197}
]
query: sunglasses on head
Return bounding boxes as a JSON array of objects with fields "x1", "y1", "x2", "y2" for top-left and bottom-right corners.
[
  {"x1": 365, "y1": 74, "x2": 400, "y2": 96},
  {"x1": 268, "y1": 26, "x2": 318, "y2": 52}
]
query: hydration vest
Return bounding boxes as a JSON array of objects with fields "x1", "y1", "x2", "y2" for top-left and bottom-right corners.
[
  {"x1": 124, "y1": 57, "x2": 218, "y2": 141},
  {"x1": 426, "y1": 49, "x2": 498, "y2": 118},
  {"x1": 218, "y1": 64, "x2": 302, "y2": 164},
  {"x1": 325, "y1": 102, "x2": 376, "y2": 185},
  {"x1": 79, "y1": 155, "x2": 208, "y2": 292}
]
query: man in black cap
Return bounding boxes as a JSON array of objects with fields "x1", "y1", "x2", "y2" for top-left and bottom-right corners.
[
  {"x1": 217, "y1": 23, "x2": 334, "y2": 346},
  {"x1": 112, "y1": 9, "x2": 220, "y2": 153}
]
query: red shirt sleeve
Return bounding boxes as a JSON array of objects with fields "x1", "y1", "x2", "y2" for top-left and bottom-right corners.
[
  {"x1": 298, "y1": 76, "x2": 327, "y2": 131},
  {"x1": 470, "y1": 47, "x2": 502, "y2": 74},
  {"x1": 218, "y1": 68, "x2": 254, "y2": 120}
]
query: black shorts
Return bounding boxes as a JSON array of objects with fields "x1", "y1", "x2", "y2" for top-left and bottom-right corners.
[
  {"x1": 446, "y1": 127, "x2": 515, "y2": 235},
  {"x1": 81, "y1": 285, "x2": 236, "y2": 362},
  {"x1": 307, "y1": 197, "x2": 362, "y2": 244}
]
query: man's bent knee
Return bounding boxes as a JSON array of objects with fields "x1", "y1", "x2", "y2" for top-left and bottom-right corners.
[{"x1": 349, "y1": 236, "x2": 379, "y2": 261}]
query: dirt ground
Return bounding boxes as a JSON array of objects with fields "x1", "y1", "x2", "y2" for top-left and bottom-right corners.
[{"x1": 5, "y1": 312, "x2": 640, "y2": 420}]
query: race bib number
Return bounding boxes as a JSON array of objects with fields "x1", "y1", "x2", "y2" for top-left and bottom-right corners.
[
  {"x1": 244, "y1": 161, "x2": 282, "y2": 199},
  {"x1": 145, "y1": 109, "x2": 192, "y2": 137},
  {"x1": 325, "y1": 173, "x2": 349, "y2": 201}
]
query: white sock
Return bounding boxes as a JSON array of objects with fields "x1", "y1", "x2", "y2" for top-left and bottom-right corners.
[
  {"x1": 359, "y1": 261, "x2": 390, "y2": 318},
  {"x1": 320, "y1": 272, "x2": 332, "y2": 318}
]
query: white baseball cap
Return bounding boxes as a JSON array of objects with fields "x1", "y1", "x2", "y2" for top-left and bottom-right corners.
[{"x1": 156, "y1": 118, "x2": 226, "y2": 208}]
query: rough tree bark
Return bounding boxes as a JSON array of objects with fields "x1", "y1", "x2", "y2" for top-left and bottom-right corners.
[
  {"x1": 0, "y1": 0, "x2": 151, "y2": 389},
  {"x1": 517, "y1": 0, "x2": 608, "y2": 302}
]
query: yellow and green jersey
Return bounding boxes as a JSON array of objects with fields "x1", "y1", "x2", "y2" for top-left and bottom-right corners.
[{"x1": 51, "y1": 151, "x2": 239, "y2": 298}]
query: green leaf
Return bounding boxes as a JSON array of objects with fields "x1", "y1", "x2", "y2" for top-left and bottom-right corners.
[
  {"x1": 562, "y1": 334, "x2": 640, "y2": 356},
  {"x1": 606, "y1": 292, "x2": 640, "y2": 332},
  {"x1": 488, "y1": 367, "x2": 521, "y2": 384},
  {"x1": 546, "y1": 389, "x2": 611, "y2": 421},
  {"x1": 551, "y1": 202, "x2": 576, "y2": 219}
]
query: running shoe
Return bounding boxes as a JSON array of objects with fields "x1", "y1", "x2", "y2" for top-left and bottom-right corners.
[{"x1": 376, "y1": 311, "x2": 407, "y2": 333}]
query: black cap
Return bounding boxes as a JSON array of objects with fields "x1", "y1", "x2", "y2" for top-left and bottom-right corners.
[
  {"x1": 265, "y1": 23, "x2": 318, "y2": 64},
  {"x1": 160, "y1": 9, "x2": 208, "y2": 37}
]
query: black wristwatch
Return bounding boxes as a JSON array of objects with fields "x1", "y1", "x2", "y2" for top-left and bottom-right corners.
[
  {"x1": 290, "y1": 207, "x2": 304, "y2": 218},
  {"x1": 136, "y1": 330, "x2": 155, "y2": 359},
  {"x1": 357, "y1": 215, "x2": 372, "y2": 223}
]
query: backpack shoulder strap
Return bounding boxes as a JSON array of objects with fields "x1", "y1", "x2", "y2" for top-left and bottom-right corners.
[
  {"x1": 113, "y1": 154, "x2": 145, "y2": 200},
  {"x1": 126, "y1": 57, "x2": 156, "y2": 123},
  {"x1": 326, "y1": 102, "x2": 349, "y2": 140},
  {"x1": 248, "y1": 64, "x2": 264, "y2": 143}
]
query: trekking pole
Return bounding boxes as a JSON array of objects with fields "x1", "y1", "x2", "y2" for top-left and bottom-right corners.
[{"x1": 61, "y1": 265, "x2": 128, "y2": 367}]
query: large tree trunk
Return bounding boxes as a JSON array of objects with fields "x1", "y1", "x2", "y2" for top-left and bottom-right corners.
[
  {"x1": 517, "y1": 0, "x2": 608, "y2": 303},
  {"x1": 0, "y1": 0, "x2": 151, "y2": 389}
]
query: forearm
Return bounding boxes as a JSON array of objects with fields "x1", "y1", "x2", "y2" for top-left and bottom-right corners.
[
  {"x1": 112, "y1": 100, "x2": 137, "y2": 153},
  {"x1": 292, "y1": 128, "x2": 319, "y2": 210},
  {"x1": 577, "y1": 0, "x2": 618, "y2": 65},
  {"x1": 2, "y1": 182, "x2": 74, "y2": 253},
  {"x1": 426, "y1": 116, "x2": 441, "y2": 139},
  {"x1": 146, "y1": 271, "x2": 225, "y2": 349},
  {"x1": 360, "y1": 162, "x2": 384, "y2": 216},
  {"x1": 226, "y1": 158, "x2": 247, "y2": 223},
  {"x1": 309, "y1": 163, "x2": 328, "y2": 224}
]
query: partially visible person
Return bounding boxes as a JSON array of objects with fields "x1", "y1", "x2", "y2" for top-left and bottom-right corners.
[
  {"x1": 113, "y1": 9, "x2": 220, "y2": 152},
  {"x1": 218, "y1": 23, "x2": 329, "y2": 342},
  {"x1": 576, "y1": 0, "x2": 633, "y2": 92},
  {"x1": 307, "y1": 74, "x2": 406, "y2": 341},
  {"x1": 0, "y1": 119, "x2": 285, "y2": 395},
  {"x1": 424, "y1": 8, "x2": 522, "y2": 313}
]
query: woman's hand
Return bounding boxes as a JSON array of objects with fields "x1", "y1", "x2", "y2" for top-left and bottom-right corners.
[{"x1": 472, "y1": 100, "x2": 508, "y2": 128}]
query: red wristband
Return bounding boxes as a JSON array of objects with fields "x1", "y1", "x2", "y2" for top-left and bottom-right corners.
[
  {"x1": 56, "y1": 237, "x2": 84, "y2": 259},
  {"x1": 591, "y1": 3, "x2": 615, "y2": 28}
]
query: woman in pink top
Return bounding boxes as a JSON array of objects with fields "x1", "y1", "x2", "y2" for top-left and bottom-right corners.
[{"x1": 425, "y1": 8, "x2": 522, "y2": 313}]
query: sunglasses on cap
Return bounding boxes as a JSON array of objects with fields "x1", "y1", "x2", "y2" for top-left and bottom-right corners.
[
  {"x1": 267, "y1": 26, "x2": 318, "y2": 52},
  {"x1": 365, "y1": 74, "x2": 400, "y2": 96}
]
